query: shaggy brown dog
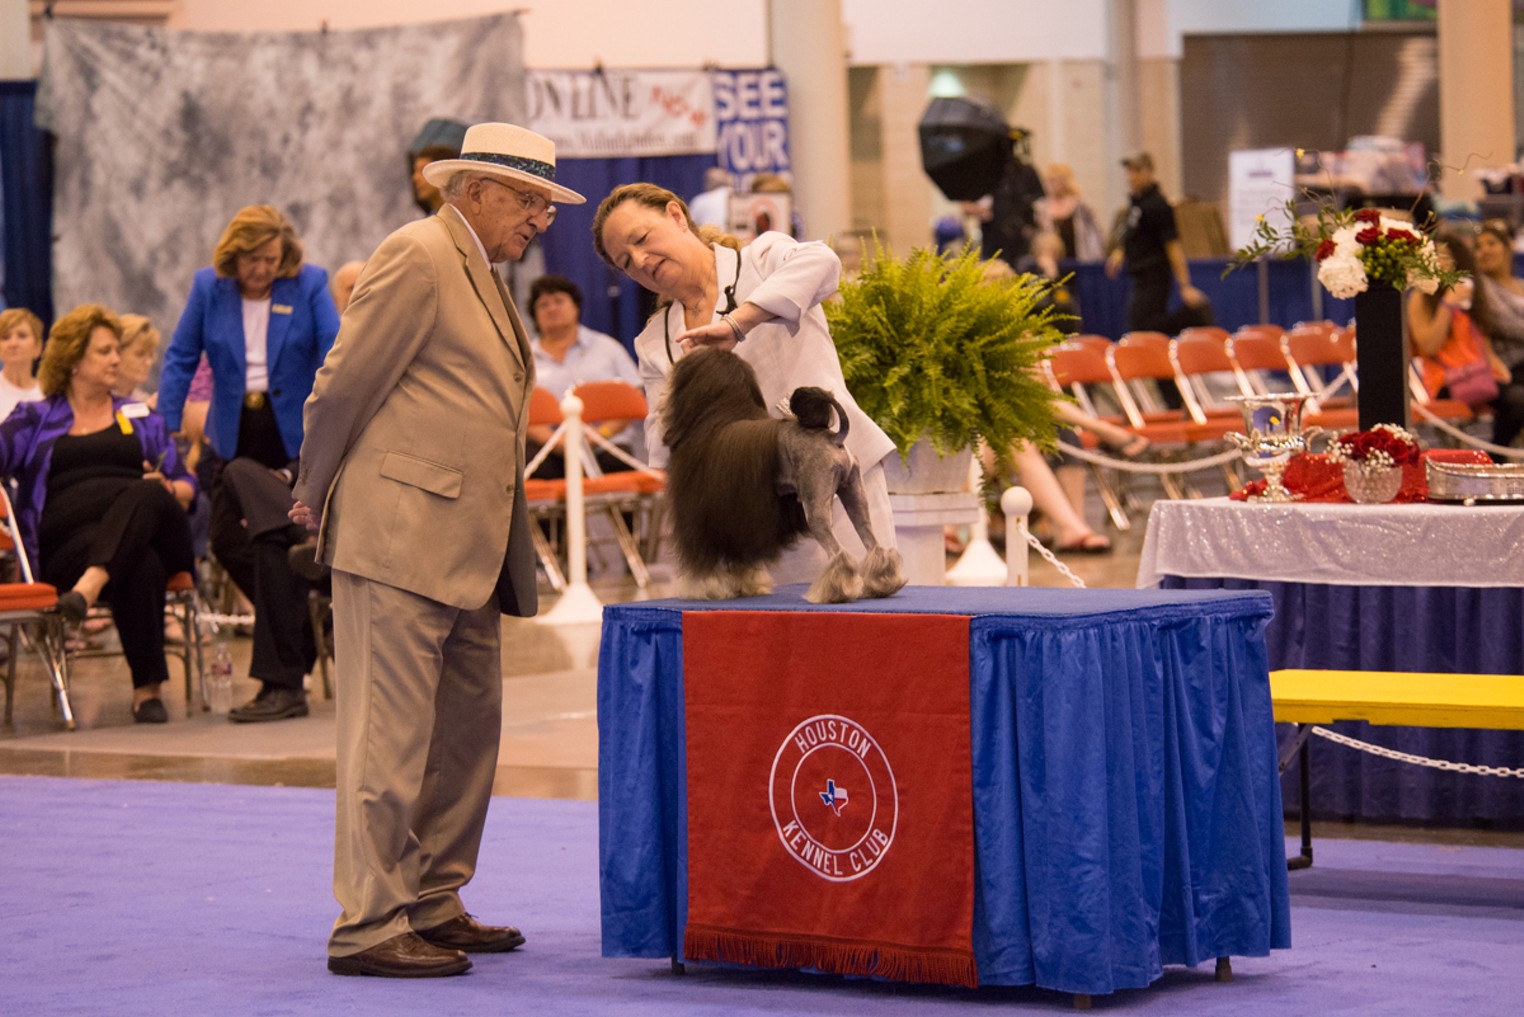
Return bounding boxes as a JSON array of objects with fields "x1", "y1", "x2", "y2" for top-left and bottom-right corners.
[{"x1": 661, "y1": 348, "x2": 905, "y2": 603}]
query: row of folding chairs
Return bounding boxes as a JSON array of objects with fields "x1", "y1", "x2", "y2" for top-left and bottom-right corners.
[{"x1": 525, "y1": 380, "x2": 665, "y2": 591}]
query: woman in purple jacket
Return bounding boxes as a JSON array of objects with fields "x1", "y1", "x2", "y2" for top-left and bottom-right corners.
[{"x1": 0, "y1": 305, "x2": 197, "y2": 724}]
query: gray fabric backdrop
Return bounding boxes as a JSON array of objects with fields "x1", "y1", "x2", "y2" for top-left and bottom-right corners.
[{"x1": 36, "y1": 13, "x2": 524, "y2": 344}]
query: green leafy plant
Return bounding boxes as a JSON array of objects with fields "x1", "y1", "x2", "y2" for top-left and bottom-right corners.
[{"x1": 827, "y1": 240, "x2": 1066, "y2": 459}]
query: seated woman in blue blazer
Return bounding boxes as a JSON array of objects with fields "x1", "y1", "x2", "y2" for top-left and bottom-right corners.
[{"x1": 158, "y1": 205, "x2": 340, "y2": 723}]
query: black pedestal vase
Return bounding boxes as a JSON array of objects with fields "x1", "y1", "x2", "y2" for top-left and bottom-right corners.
[{"x1": 1354, "y1": 286, "x2": 1410, "y2": 431}]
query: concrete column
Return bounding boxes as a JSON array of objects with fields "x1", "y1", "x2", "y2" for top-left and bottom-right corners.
[
  {"x1": 1437, "y1": 0, "x2": 1514, "y2": 202},
  {"x1": 768, "y1": 0, "x2": 852, "y2": 243},
  {"x1": 1, "y1": 0, "x2": 31, "y2": 80},
  {"x1": 1101, "y1": 0, "x2": 1140, "y2": 224},
  {"x1": 877, "y1": 62, "x2": 934, "y2": 254}
]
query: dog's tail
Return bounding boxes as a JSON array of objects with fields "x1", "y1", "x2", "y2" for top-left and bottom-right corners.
[{"x1": 788, "y1": 387, "x2": 849, "y2": 447}]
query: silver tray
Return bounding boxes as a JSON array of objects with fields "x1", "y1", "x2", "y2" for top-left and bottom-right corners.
[{"x1": 1425, "y1": 459, "x2": 1524, "y2": 503}]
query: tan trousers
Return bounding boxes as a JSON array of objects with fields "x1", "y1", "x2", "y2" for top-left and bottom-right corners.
[{"x1": 327, "y1": 569, "x2": 504, "y2": 957}]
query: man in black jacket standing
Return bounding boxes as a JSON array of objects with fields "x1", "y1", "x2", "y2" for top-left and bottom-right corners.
[{"x1": 1105, "y1": 152, "x2": 1210, "y2": 334}]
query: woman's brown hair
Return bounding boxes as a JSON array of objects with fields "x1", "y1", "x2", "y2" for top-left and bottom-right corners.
[{"x1": 212, "y1": 205, "x2": 304, "y2": 279}]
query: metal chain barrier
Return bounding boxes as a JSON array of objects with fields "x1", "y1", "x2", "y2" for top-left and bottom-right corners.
[
  {"x1": 1311, "y1": 725, "x2": 1524, "y2": 778},
  {"x1": 1054, "y1": 439, "x2": 1244, "y2": 474},
  {"x1": 199, "y1": 611, "x2": 255, "y2": 630},
  {"x1": 1411, "y1": 404, "x2": 1524, "y2": 459},
  {"x1": 1016, "y1": 524, "x2": 1088, "y2": 589}
]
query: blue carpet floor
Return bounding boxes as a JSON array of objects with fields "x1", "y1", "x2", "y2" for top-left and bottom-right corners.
[{"x1": 2, "y1": 775, "x2": 1520, "y2": 1016}]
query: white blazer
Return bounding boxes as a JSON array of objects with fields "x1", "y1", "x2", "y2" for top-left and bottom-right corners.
[{"x1": 633, "y1": 232, "x2": 895, "y2": 472}]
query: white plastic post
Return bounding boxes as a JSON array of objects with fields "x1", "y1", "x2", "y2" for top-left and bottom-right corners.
[
  {"x1": 1000, "y1": 486, "x2": 1034, "y2": 587},
  {"x1": 539, "y1": 393, "x2": 605, "y2": 625},
  {"x1": 946, "y1": 451, "x2": 1008, "y2": 586}
]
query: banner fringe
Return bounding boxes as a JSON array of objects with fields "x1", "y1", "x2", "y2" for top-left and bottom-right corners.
[{"x1": 683, "y1": 925, "x2": 978, "y2": 989}]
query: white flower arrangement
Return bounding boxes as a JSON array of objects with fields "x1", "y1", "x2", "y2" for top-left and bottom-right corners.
[{"x1": 1231, "y1": 203, "x2": 1456, "y2": 299}]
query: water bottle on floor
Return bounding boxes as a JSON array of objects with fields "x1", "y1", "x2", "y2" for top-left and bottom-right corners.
[{"x1": 208, "y1": 639, "x2": 234, "y2": 714}]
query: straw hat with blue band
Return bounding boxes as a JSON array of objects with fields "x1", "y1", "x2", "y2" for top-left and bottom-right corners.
[{"x1": 422, "y1": 122, "x2": 587, "y2": 205}]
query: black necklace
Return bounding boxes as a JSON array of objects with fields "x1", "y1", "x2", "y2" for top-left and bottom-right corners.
[{"x1": 664, "y1": 248, "x2": 741, "y2": 365}]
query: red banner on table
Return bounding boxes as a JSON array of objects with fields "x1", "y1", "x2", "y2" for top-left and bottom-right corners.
[{"x1": 682, "y1": 610, "x2": 976, "y2": 987}]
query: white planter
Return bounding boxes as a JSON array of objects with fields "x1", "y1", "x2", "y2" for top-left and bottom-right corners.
[{"x1": 882, "y1": 441, "x2": 973, "y2": 495}]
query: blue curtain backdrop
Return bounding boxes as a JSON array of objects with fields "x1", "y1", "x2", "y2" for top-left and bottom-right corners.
[
  {"x1": 541, "y1": 155, "x2": 712, "y2": 347},
  {"x1": 0, "y1": 81, "x2": 53, "y2": 325}
]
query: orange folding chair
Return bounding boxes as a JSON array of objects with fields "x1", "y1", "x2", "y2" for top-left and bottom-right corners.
[
  {"x1": 526, "y1": 384, "x2": 660, "y2": 589},
  {"x1": 0, "y1": 485, "x2": 71, "y2": 729}
]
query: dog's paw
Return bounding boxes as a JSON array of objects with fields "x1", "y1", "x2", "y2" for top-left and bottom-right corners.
[
  {"x1": 860, "y1": 547, "x2": 908, "y2": 599},
  {"x1": 805, "y1": 551, "x2": 863, "y2": 604},
  {"x1": 734, "y1": 565, "x2": 774, "y2": 598},
  {"x1": 677, "y1": 571, "x2": 742, "y2": 600}
]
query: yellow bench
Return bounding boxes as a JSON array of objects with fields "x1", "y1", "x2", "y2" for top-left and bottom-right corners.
[{"x1": 1269, "y1": 669, "x2": 1524, "y2": 869}]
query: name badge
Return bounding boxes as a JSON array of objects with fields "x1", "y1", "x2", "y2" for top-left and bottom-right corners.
[
  {"x1": 272, "y1": 303, "x2": 294, "y2": 315},
  {"x1": 120, "y1": 402, "x2": 151, "y2": 419}
]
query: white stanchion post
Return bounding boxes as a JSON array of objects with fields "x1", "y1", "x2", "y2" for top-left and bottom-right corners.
[
  {"x1": 1000, "y1": 486, "x2": 1033, "y2": 587},
  {"x1": 539, "y1": 393, "x2": 605, "y2": 625},
  {"x1": 947, "y1": 451, "x2": 1007, "y2": 586}
]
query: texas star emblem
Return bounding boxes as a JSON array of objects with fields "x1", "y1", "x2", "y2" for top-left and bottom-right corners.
[{"x1": 770, "y1": 714, "x2": 898, "y2": 882}]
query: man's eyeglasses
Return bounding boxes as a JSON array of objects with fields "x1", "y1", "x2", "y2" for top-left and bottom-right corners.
[{"x1": 481, "y1": 177, "x2": 557, "y2": 226}]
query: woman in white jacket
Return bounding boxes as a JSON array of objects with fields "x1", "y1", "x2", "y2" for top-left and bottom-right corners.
[{"x1": 593, "y1": 182, "x2": 897, "y2": 581}]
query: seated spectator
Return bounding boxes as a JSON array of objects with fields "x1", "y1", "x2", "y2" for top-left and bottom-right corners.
[
  {"x1": 114, "y1": 314, "x2": 162, "y2": 402},
  {"x1": 0, "y1": 306, "x2": 44, "y2": 422},
  {"x1": 528, "y1": 274, "x2": 644, "y2": 476},
  {"x1": 687, "y1": 166, "x2": 733, "y2": 230},
  {"x1": 0, "y1": 304, "x2": 197, "y2": 723},
  {"x1": 157, "y1": 205, "x2": 340, "y2": 723},
  {"x1": 1409, "y1": 230, "x2": 1506, "y2": 412}
]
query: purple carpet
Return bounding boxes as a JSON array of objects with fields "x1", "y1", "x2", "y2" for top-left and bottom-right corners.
[{"x1": 1, "y1": 776, "x2": 1519, "y2": 1015}]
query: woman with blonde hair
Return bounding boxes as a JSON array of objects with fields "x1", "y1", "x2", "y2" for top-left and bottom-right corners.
[
  {"x1": 1034, "y1": 162, "x2": 1105, "y2": 261},
  {"x1": 0, "y1": 306, "x2": 44, "y2": 422},
  {"x1": 157, "y1": 204, "x2": 340, "y2": 723},
  {"x1": 0, "y1": 304, "x2": 197, "y2": 723},
  {"x1": 593, "y1": 181, "x2": 896, "y2": 583},
  {"x1": 114, "y1": 314, "x2": 162, "y2": 402}
]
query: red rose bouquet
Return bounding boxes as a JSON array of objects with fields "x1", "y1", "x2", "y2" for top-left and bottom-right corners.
[{"x1": 1326, "y1": 423, "x2": 1421, "y2": 469}]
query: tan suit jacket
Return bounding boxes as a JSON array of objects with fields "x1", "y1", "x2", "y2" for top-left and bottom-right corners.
[{"x1": 295, "y1": 204, "x2": 538, "y2": 616}]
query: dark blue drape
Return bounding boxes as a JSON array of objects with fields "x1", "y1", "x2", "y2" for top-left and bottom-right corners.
[
  {"x1": 1066, "y1": 257, "x2": 1356, "y2": 340},
  {"x1": 0, "y1": 81, "x2": 53, "y2": 325},
  {"x1": 539, "y1": 155, "x2": 711, "y2": 351},
  {"x1": 1162, "y1": 575, "x2": 1524, "y2": 828}
]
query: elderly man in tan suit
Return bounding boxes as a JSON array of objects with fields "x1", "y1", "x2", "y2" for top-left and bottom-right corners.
[{"x1": 291, "y1": 123, "x2": 584, "y2": 978}]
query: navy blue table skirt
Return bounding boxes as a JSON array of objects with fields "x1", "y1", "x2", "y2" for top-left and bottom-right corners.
[
  {"x1": 597, "y1": 586, "x2": 1291, "y2": 995},
  {"x1": 1162, "y1": 576, "x2": 1524, "y2": 827}
]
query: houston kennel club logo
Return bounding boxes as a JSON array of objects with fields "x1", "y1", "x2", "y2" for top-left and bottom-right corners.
[{"x1": 769, "y1": 714, "x2": 898, "y2": 882}]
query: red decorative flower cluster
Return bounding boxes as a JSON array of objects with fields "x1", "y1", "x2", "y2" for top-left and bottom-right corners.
[{"x1": 1329, "y1": 424, "x2": 1421, "y2": 468}]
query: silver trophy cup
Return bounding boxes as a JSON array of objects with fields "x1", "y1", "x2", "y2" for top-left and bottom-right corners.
[{"x1": 1225, "y1": 393, "x2": 1317, "y2": 502}]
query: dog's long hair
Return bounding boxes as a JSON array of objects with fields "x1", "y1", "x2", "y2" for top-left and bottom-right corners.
[{"x1": 663, "y1": 350, "x2": 808, "y2": 577}]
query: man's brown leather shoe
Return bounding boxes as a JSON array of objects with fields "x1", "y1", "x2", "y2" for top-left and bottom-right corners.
[
  {"x1": 327, "y1": 932, "x2": 471, "y2": 977},
  {"x1": 416, "y1": 913, "x2": 526, "y2": 953}
]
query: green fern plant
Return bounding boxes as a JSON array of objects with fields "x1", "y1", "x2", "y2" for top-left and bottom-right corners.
[{"x1": 827, "y1": 240, "x2": 1066, "y2": 459}]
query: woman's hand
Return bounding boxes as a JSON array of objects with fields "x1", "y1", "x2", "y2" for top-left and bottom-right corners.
[
  {"x1": 674, "y1": 319, "x2": 739, "y2": 354},
  {"x1": 144, "y1": 460, "x2": 194, "y2": 510}
]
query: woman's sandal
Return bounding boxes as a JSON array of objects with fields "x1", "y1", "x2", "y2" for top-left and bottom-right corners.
[{"x1": 1055, "y1": 532, "x2": 1113, "y2": 555}]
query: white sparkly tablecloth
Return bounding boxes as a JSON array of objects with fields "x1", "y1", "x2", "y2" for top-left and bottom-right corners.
[{"x1": 1136, "y1": 497, "x2": 1524, "y2": 589}]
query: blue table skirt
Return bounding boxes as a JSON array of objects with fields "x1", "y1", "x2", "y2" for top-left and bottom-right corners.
[
  {"x1": 1162, "y1": 576, "x2": 1524, "y2": 827},
  {"x1": 597, "y1": 586, "x2": 1291, "y2": 995}
]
